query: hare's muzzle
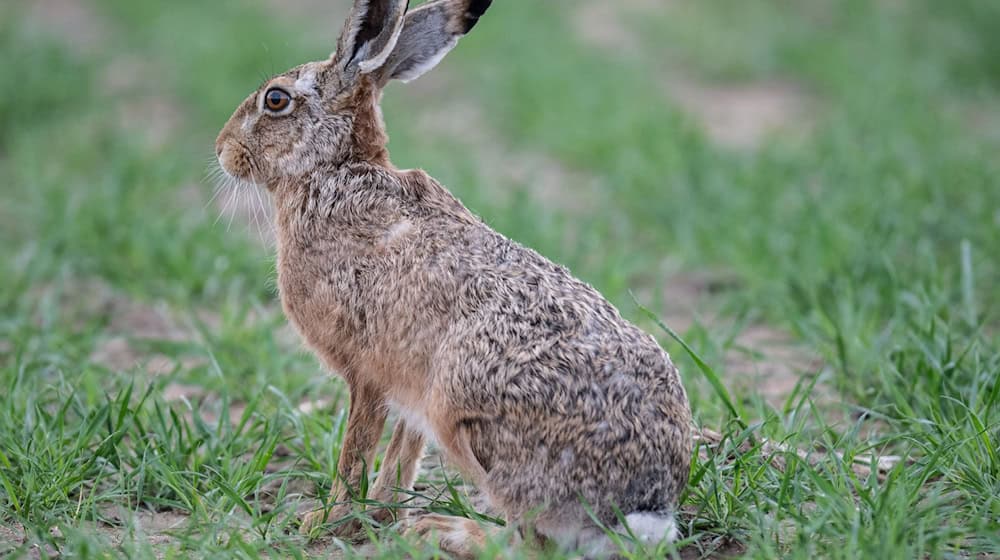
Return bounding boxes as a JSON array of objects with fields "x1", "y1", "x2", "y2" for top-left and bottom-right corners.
[
  {"x1": 215, "y1": 138, "x2": 250, "y2": 182},
  {"x1": 215, "y1": 142, "x2": 235, "y2": 177}
]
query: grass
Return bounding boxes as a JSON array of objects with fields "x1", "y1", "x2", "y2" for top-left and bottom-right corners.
[{"x1": 1, "y1": 0, "x2": 999, "y2": 558}]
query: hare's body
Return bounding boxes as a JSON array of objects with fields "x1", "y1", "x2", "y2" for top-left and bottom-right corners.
[
  {"x1": 276, "y1": 160, "x2": 690, "y2": 534},
  {"x1": 216, "y1": 1, "x2": 691, "y2": 555}
]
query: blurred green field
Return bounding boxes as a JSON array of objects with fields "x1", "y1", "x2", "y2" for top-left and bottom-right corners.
[{"x1": 1, "y1": 0, "x2": 999, "y2": 558}]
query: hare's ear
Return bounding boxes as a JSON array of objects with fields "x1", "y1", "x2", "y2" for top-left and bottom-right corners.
[
  {"x1": 334, "y1": 0, "x2": 410, "y2": 74},
  {"x1": 378, "y1": 0, "x2": 492, "y2": 83}
]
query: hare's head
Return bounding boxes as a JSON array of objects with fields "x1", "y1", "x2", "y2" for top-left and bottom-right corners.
[{"x1": 216, "y1": 0, "x2": 491, "y2": 187}]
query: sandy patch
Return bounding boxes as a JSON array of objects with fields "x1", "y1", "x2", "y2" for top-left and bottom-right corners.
[
  {"x1": 572, "y1": 0, "x2": 816, "y2": 150},
  {"x1": 24, "y1": 0, "x2": 108, "y2": 52},
  {"x1": 0, "y1": 523, "x2": 25, "y2": 556},
  {"x1": 161, "y1": 382, "x2": 208, "y2": 402},
  {"x1": 79, "y1": 280, "x2": 202, "y2": 375},
  {"x1": 165, "y1": 384, "x2": 250, "y2": 426},
  {"x1": 89, "y1": 506, "x2": 190, "y2": 558},
  {"x1": 962, "y1": 96, "x2": 1000, "y2": 146},
  {"x1": 573, "y1": 2, "x2": 640, "y2": 55},
  {"x1": 572, "y1": 0, "x2": 660, "y2": 54},
  {"x1": 725, "y1": 324, "x2": 825, "y2": 407},
  {"x1": 89, "y1": 337, "x2": 185, "y2": 375},
  {"x1": 650, "y1": 267, "x2": 826, "y2": 408},
  {"x1": 0, "y1": 521, "x2": 57, "y2": 559},
  {"x1": 665, "y1": 78, "x2": 815, "y2": 150},
  {"x1": 98, "y1": 506, "x2": 190, "y2": 536}
]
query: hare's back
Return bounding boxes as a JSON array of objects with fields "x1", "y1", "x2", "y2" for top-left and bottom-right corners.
[{"x1": 433, "y1": 225, "x2": 690, "y2": 442}]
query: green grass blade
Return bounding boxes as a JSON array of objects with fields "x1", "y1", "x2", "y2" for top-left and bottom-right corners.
[{"x1": 632, "y1": 295, "x2": 745, "y2": 429}]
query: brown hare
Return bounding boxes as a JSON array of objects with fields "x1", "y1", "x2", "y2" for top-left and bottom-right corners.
[{"x1": 215, "y1": 0, "x2": 691, "y2": 556}]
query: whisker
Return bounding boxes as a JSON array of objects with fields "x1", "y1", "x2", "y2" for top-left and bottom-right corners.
[
  {"x1": 248, "y1": 178, "x2": 262, "y2": 242},
  {"x1": 204, "y1": 159, "x2": 229, "y2": 212},
  {"x1": 259, "y1": 187, "x2": 276, "y2": 243},
  {"x1": 250, "y1": 183, "x2": 263, "y2": 242},
  {"x1": 205, "y1": 184, "x2": 225, "y2": 213},
  {"x1": 213, "y1": 186, "x2": 230, "y2": 227},
  {"x1": 216, "y1": 176, "x2": 239, "y2": 227},
  {"x1": 226, "y1": 182, "x2": 241, "y2": 232},
  {"x1": 248, "y1": 169, "x2": 270, "y2": 243},
  {"x1": 242, "y1": 160, "x2": 267, "y2": 243}
]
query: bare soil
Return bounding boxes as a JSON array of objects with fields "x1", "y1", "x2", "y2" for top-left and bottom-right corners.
[{"x1": 664, "y1": 78, "x2": 815, "y2": 150}]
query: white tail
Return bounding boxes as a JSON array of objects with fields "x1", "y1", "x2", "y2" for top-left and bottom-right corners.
[
  {"x1": 575, "y1": 511, "x2": 679, "y2": 557},
  {"x1": 621, "y1": 511, "x2": 679, "y2": 544}
]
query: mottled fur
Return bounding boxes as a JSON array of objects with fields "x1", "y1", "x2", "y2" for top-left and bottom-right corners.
[{"x1": 215, "y1": 0, "x2": 691, "y2": 556}]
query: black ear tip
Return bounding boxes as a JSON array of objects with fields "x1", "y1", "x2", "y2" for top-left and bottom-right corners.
[
  {"x1": 463, "y1": 0, "x2": 492, "y2": 32},
  {"x1": 468, "y1": 0, "x2": 492, "y2": 17}
]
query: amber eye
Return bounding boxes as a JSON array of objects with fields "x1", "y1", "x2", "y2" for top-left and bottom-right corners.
[{"x1": 263, "y1": 88, "x2": 291, "y2": 112}]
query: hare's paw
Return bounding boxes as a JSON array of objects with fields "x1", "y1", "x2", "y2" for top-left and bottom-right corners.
[
  {"x1": 298, "y1": 506, "x2": 359, "y2": 539},
  {"x1": 406, "y1": 514, "x2": 486, "y2": 559},
  {"x1": 298, "y1": 508, "x2": 330, "y2": 537},
  {"x1": 300, "y1": 504, "x2": 406, "y2": 540},
  {"x1": 369, "y1": 503, "x2": 406, "y2": 525}
]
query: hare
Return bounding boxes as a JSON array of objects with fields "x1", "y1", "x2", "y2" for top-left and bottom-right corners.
[{"x1": 215, "y1": 0, "x2": 691, "y2": 556}]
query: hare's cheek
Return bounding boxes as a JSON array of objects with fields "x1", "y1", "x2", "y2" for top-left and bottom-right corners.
[{"x1": 276, "y1": 145, "x2": 313, "y2": 176}]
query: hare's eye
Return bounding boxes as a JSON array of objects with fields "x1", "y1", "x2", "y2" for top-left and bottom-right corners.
[{"x1": 264, "y1": 88, "x2": 292, "y2": 112}]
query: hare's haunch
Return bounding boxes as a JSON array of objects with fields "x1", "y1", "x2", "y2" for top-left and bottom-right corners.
[{"x1": 215, "y1": 1, "x2": 691, "y2": 556}]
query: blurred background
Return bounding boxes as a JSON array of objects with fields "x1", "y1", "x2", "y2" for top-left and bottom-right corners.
[{"x1": 1, "y1": 0, "x2": 999, "y2": 558}]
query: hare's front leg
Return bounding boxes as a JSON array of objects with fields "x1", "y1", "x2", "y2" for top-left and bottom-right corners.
[
  {"x1": 300, "y1": 382, "x2": 387, "y2": 537},
  {"x1": 366, "y1": 420, "x2": 425, "y2": 524}
]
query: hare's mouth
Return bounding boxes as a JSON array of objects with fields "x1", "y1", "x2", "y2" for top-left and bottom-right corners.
[{"x1": 217, "y1": 142, "x2": 264, "y2": 186}]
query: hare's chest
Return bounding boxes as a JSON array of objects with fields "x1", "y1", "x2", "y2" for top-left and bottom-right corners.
[
  {"x1": 276, "y1": 251, "x2": 344, "y2": 346},
  {"x1": 276, "y1": 267, "x2": 315, "y2": 334},
  {"x1": 275, "y1": 247, "x2": 375, "y2": 366}
]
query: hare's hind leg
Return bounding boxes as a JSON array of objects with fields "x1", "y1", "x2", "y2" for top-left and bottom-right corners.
[{"x1": 300, "y1": 382, "x2": 387, "y2": 537}]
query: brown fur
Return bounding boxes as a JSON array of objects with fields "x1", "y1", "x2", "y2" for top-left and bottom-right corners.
[{"x1": 215, "y1": 0, "x2": 691, "y2": 556}]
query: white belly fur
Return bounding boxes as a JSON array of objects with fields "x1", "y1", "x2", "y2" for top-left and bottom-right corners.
[{"x1": 387, "y1": 399, "x2": 439, "y2": 445}]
